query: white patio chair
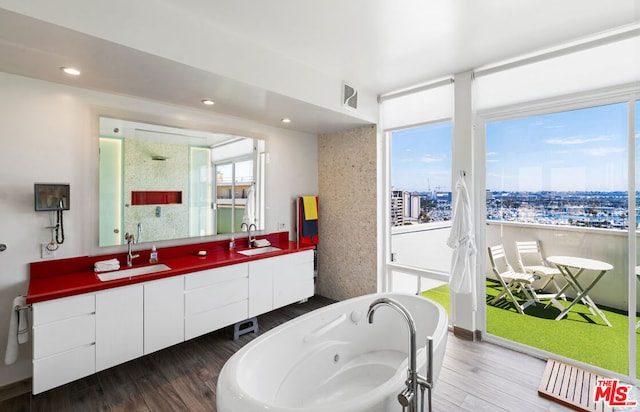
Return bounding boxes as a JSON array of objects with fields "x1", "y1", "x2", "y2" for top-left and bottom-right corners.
[
  {"x1": 515, "y1": 240, "x2": 564, "y2": 299},
  {"x1": 487, "y1": 244, "x2": 537, "y2": 314}
]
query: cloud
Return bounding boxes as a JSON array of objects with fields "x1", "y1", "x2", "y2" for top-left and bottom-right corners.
[
  {"x1": 580, "y1": 147, "x2": 625, "y2": 156},
  {"x1": 544, "y1": 135, "x2": 612, "y2": 145},
  {"x1": 420, "y1": 154, "x2": 444, "y2": 163}
]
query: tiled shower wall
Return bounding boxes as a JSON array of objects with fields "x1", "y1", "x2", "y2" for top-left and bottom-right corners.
[
  {"x1": 124, "y1": 138, "x2": 189, "y2": 242},
  {"x1": 317, "y1": 124, "x2": 377, "y2": 301}
]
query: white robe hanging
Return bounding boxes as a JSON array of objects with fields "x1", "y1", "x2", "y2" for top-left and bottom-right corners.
[
  {"x1": 447, "y1": 175, "x2": 476, "y2": 308},
  {"x1": 242, "y1": 185, "x2": 255, "y2": 226}
]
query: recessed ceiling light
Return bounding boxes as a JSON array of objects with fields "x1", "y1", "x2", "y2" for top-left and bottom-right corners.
[
  {"x1": 60, "y1": 67, "x2": 81, "y2": 76},
  {"x1": 281, "y1": 118, "x2": 291, "y2": 123},
  {"x1": 201, "y1": 99, "x2": 215, "y2": 106}
]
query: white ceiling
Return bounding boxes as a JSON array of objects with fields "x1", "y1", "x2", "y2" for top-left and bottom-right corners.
[
  {"x1": 0, "y1": 1, "x2": 638, "y2": 134},
  {"x1": 180, "y1": 0, "x2": 639, "y2": 93}
]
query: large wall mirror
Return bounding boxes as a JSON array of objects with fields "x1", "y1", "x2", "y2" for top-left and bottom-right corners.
[{"x1": 99, "y1": 116, "x2": 265, "y2": 247}]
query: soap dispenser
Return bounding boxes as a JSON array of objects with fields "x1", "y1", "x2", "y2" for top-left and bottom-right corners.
[{"x1": 149, "y1": 245, "x2": 159, "y2": 263}]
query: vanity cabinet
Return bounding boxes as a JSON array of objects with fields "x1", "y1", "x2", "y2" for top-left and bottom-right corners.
[
  {"x1": 32, "y1": 293, "x2": 96, "y2": 394},
  {"x1": 31, "y1": 248, "x2": 312, "y2": 394},
  {"x1": 95, "y1": 284, "x2": 144, "y2": 371},
  {"x1": 273, "y1": 249, "x2": 314, "y2": 309},
  {"x1": 144, "y1": 276, "x2": 185, "y2": 354},
  {"x1": 184, "y1": 263, "x2": 249, "y2": 340}
]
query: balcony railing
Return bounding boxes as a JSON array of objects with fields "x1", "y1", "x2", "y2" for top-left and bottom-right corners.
[{"x1": 390, "y1": 221, "x2": 634, "y2": 312}]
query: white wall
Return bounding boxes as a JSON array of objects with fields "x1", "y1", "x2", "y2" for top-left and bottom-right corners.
[{"x1": 0, "y1": 72, "x2": 318, "y2": 386}]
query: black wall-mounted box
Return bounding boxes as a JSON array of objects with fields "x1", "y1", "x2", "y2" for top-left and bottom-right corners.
[{"x1": 34, "y1": 183, "x2": 70, "y2": 211}]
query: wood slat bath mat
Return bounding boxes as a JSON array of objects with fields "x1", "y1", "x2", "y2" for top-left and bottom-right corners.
[{"x1": 538, "y1": 359, "x2": 613, "y2": 412}]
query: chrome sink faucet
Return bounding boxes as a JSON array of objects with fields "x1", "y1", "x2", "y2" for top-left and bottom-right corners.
[
  {"x1": 367, "y1": 297, "x2": 434, "y2": 412},
  {"x1": 240, "y1": 223, "x2": 257, "y2": 248},
  {"x1": 124, "y1": 232, "x2": 139, "y2": 267}
]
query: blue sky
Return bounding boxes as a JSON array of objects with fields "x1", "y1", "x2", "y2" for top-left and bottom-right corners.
[
  {"x1": 391, "y1": 122, "x2": 452, "y2": 193},
  {"x1": 392, "y1": 102, "x2": 636, "y2": 193},
  {"x1": 487, "y1": 103, "x2": 628, "y2": 192}
]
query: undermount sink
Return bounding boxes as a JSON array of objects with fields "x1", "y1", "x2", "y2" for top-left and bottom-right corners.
[
  {"x1": 237, "y1": 246, "x2": 282, "y2": 256},
  {"x1": 97, "y1": 264, "x2": 172, "y2": 282}
]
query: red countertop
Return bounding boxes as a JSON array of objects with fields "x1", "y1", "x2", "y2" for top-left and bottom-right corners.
[{"x1": 27, "y1": 232, "x2": 315, "y2": 304}]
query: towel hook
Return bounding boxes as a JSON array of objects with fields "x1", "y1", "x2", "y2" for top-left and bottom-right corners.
[{"x1": 14, "y1": 295, "x2": 31, "y2": 312}]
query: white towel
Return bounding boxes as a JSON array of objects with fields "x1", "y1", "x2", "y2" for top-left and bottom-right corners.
[
  {"x1": 5, "y1": 296, "x2": 28, "y2": 365},
  {"x1": 94, "y1": 258, "x2": 120, "y2": 272}
]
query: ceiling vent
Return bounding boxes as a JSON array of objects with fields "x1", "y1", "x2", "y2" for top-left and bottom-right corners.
[{"x1": 342, "y1": 82, "x2": 358, "y2": 110}]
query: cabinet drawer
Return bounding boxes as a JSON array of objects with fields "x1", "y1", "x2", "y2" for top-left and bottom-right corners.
[
  {"x1": 185, "y1": 277, "x2": 248, "y2": 316},
  {"x1": 184, "y1": 299, "x2": 248, "y2": 340},
  {"x1": 278, "y1": 250, "x2": 314, "y2": 265},
  {"x1": 32, "y1": 294, "x2": 95, "y2": 326},
  {"x1": 184, "y1": 263, "x2": 247, "y2": 290},
  {"x1": 33, "y1": 313, "x2": 95, "y2": 359},
  {"x1": 33, "y1": 344, "x2": 95, "y2": 394}
]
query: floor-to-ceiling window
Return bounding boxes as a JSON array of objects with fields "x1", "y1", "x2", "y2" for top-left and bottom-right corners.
[
  {"x1": 211, "y1": 138, "x2": 262, "y2": 235},
  {"x1": 380, "y1": 80, "x2": 454, "y2": 295},
  {"x1": 213, "y1": 158, "x2": 254, "y2": 234},
  {"x1": 379, "y1": 27, "x2": 639, "y2": 383},
  {"x1": 484, "y1": 101, "x2": 630, "y2": 375},
  {"x1": 389, "y1": 122, "x2": 453, "y2": 293},
  {"x1": 475, "y1": 29, "x2": 639, "y2": 382}
]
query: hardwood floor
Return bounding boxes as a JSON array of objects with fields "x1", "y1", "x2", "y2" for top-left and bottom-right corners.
[{"x1": 1, "y1": 295, "x2": 572, "y2": 412}]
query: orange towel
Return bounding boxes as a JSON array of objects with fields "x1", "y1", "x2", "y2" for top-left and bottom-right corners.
[{"x1": 302, "y1": 196, "x2": 318, "y2": 220}]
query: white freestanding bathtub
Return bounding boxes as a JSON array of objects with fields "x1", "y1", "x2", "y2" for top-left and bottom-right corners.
[{"x1": 217, "y1": 292, "x2": 449, "y2": 412}]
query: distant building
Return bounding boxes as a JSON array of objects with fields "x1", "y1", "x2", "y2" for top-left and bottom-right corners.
[
  {"x1": 405, "y1": 192, "x2": 421, "y2": 221},
  {"x1": 391, "y1": 190, "x2": 405, "y2": 226},
  {"x1": 391, "y1": 189, "x2": 422, "y2": 226}
]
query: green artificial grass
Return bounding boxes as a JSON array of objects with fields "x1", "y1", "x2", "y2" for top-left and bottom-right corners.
[{"x1": 420, "y1": 281, "x2": 636, "y2": 375}]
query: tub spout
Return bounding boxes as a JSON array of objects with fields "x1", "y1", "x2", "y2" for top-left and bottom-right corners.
[
  {"x1": 367, "y1": 297, "x2": 434, "y2": 412},
  {"x1": 398, "y1": 386, "x2": 414, "y2": 408}
]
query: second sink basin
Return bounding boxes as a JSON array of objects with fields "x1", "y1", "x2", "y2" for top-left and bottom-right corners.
[
  {"x1": 97, "y1": 263, "x2": 172, "y2": 282},
  {"x1": 237, "y1": 246, "x2": 282, "y2": 256}
]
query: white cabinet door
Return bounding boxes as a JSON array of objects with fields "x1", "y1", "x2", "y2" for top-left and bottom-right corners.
[
  {"x1": 95, "y1": 284, "x2": 144, "y2": 372},
  {"x1": 273, "y1": 250, "x2": 314, "y2": 309},
  {"x1": 144, "y1": 276, "x2": 184, "y2": 354},
  {"x1": 248, "y1": 258, "x2": 273, "y2": 317}
]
